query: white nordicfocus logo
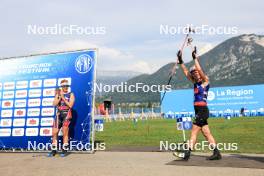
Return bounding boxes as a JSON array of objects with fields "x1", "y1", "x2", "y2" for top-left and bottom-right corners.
[{"x1": 75, "y1": 54, "x2": 93, "y2": 74}]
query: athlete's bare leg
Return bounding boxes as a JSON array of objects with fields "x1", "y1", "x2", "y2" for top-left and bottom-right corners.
[
  {"x1": 201, "y1": 125, "x2": 222, "y2": 160},
  {"x1": 62, "y1": 126, "x2": 69, "y2": 145},
  {"x1": 189, "y1": 124, "x2": 201, "y2": 150},
  {"x1": 201, "y1": 125, "x2": 216, "y2": 145},
  {"x1": 52, "y1": 128, "x2": 59, "y2": 145}
]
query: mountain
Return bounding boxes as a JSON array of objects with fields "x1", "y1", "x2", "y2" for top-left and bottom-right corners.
[{"x1": 98, "y1": 34, "x2": 264, "y2": 103}]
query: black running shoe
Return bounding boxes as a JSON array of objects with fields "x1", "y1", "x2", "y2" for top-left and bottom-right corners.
[
  {"x1": 207, "y1": 149, "x2": 222, "y2": 160},
  {"x1": 183, "y1": 150, "x2": 191, "y2": 161}
]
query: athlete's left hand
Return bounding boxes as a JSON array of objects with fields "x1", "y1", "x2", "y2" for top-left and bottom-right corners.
[
  {"x1": 60, "y1": 92, "x2": 65, "y2": 100},
  {"x1": 192, "y1": 46, "x2": 197, "y2": 60}
]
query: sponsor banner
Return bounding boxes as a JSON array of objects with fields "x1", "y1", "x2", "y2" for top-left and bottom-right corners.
[
  {"x1": 13, "y1": 118, "x2": 26, "y2": 127},
  {"x1": 1, "y1": 109, "x2": 13, "y2": 118},
  {"x1": 28, "y1": 98, "x2": 41, "y2": 107},
  {"x1": 15, "y1": 99, "x2": 27, "y2": 108},
  {"x1": 43, "y1": 88, "x2": 55, "y2": 97},
  {"x1": 0, "y1": 128, "x2": 11, "y2": 137},
  {"x1": 12, "y1": 128, "x2": 25, "y2": 137},
  {"x1": 42, "y1": 98, "x2": 54, "y2": 106},
  {"x1": 30, "y1": 80, "x2": 42, "y2": 88},
  {"x1": 26, "y1": 118, "x2": 39, "y2": 126},
  {"x1": 16, "y1": 81, "x2": 28, "y2": 89},
  {"x1": 162, "y1": 84, "x2": 264, "y2": 118},
  {"x1": 14, "y1": 109, "x2": 26, "y2": 117},
  {"x1": 15, "y1": 90, "x2": 28, "y2": 98},
  {"x1": 0, "y1": 119, "x2": 12, "y2": 127},
  {"x1": 58, "y1": 78, "x2": 72, "y2": 86},
  {"x1": 28, "y1": 89, "x2": 42, "y2": 98},
  {"x1": 3, "y1": 91, "x2": 15, "y2": 99},
  {"x1": 25, "y1": 128, "x2": 39, "y2": 136},
  {"x1": 0, "y1": 49, "x2": 96, "y2": 149},
  {"x1": 41, "y1": 118, "x2": 54, "y2": 126},
  {"x1": 27, "y1": 108, "x2": 40, "y2": 117},
  {"x1": 40, "y1": 127, "x2": 52, "y2": 136},
  {"x1": 2, "y1": 100, "x2": 14, "y2": 108},
  {"x1": 43, "y1": 79, "x2": 57, "y2": 87},
  {"x1": 3, "y1": 82, "x2": 15, "y2": 90},
  {"x1": 41, "y1": 108, "x2": 55, "y2": 116}
]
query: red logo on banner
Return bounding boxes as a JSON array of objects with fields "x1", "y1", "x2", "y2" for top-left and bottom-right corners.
[
  {"x1": 4, "y1": 102, "x2": 11, "y2": 106},
  {"x1": 43, "y1": 129, "x2": 50, "y2": 134},
  {"x1": 29, "y1": 119, "x2": 37, "y2": 125},
  {"x1": 16, "y1": 110, "x2": 24, "y2": 116}
]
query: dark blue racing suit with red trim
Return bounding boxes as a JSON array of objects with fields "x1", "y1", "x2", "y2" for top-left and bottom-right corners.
[
  {"x1": 54, "y1": 92, "x2": 72, "y2": 129},
  {"x1": 193, "y1": 82, "x2": 210, "y2": 127}
]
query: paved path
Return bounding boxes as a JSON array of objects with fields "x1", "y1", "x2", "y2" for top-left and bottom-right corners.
[{"x1": 0, "y1": 152, "x2": 263, "y2": 176}]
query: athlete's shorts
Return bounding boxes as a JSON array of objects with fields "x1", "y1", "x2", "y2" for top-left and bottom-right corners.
[
  {"x1": 193, "y1": 106, "x2": 209, "y2": 127},
  {"x1": 53, "y1": 110, "x2": 72, "y2": 129}
]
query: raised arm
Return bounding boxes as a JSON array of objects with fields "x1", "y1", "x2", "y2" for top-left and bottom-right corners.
[
  {"x1": 177, "y1": 50, "x2": 195, "y2": 83},
  {"x1": 60, "y1": 92, "x2": 75, "y2": 108},
  {"x1": 53, "y1": 88, "x2": 61, "y2": 106},
  {"x1": 192, "y1": 47, "x2": 209, "y2": 83}
]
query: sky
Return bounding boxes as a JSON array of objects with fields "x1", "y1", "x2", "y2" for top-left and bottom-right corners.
[{"x1": 0, "y1": 0, "x2": 263, "y2": 74}]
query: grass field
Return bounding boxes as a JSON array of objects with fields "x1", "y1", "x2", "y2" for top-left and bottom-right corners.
[{"x1": 96, "y1": 117, "x2": 264, "y2": 153}]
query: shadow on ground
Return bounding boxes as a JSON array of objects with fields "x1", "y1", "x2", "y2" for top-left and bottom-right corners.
[{"x1": 167, "y1": 154, "x2": 264, "y2": 169}]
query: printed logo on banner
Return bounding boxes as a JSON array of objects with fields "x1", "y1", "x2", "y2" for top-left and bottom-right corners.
[
  {"x1": 15, "y1": 90, "x2": 28, "y2": 98},
  {"x1": 27, "y1": 108, "x2": 40, "y2": 116},
  {"x1": 75, "y1": 54, "x2": 93, "y2": 74},
  {"x1": 44, "y1": 79, "x2": 57, "y2": 87},
  {"x1": 58, "y1": 78, "x2": 72, "y2": 86},
  {"x1": 15, "y1": 99, "x2": 27, "y2": 108},
  {"x1": 28, "y1": 98, "x2": 41, "y2": 107},
  {"x1": 41, "y1": 108, "x2": 55, "y2": 116},
  {"x1": 12, "y1": 128, "x2": 25, "y2": 136},
  {"x1": 26, "y1": 118, "x2": 39, "y2": 126},
  {"x1": 43, "y1": 88, "x2": 55, "y2": 97},
  {"x1": 41, "y1": 118, "x2": 54, "y2": 126},
  {"x1": 42, "y1": 98, "x2": 54, "y2": 106},
  {"x1": 1, "y1": 109, "x2": 13, "y2": 117},
  {"x1": 0, "y1": 83, "x2": 2, "y2": 90},
  {"x1": 3, "y1": 91, "x2": 15, "y2": 99},
  {"x1": 29, "y1": 89, "x2": 42, "y2": 97},
  {"x1": 0, "y1": 129, "x2": 11, "y2": 137},
  {"x1": 40, "y1": 127, "x2": 52, "y2": 136},
  {"x1": 2, "y1": 100, "x2": 14, "y2": 108},
  {"x1": 0, "y1": 119, "x2": 12, "y2": 127},
  {"x1": 25, "y1": 128, "x2": 39, "y2": 136},
  {"x1": 14, "y1": 109, "x2": 26, "y2": 117},
  {"x1": 3, "y1": 82, "x2": 15, "y2": 90},
  {"x1": 13, "y1": 118, "x2": 26, "y2": 127},
  {"x1": 16, "y1": 81, "x2": 28, "y2": 89},
  {"x1": 207, "y1": 91, "x2": 215, "y2": 101},
  {"x1": 30, "y1": 80, "x2": 42, "y2": 88}
]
